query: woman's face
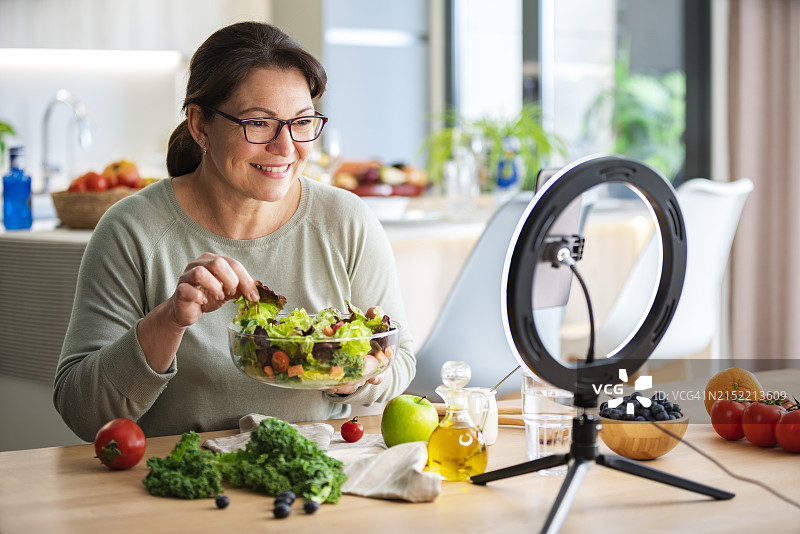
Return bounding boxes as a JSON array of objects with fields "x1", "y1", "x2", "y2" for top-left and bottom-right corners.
[{"x1": 204, "y1": 67, "x2": 316, "y2": 202}]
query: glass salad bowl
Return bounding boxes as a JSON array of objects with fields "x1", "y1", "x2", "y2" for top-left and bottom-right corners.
[{"x1": 228, "y1": 310, "x2": 400, "y2": 390}]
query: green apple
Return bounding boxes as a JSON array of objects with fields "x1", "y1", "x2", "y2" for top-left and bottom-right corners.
[{"x1": 381, "y1": 394, "x2": 439, "y2": 447}]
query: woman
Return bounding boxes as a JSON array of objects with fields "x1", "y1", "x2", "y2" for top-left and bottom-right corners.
[{"x1": 54, "y1": 21, "x2": 415, "y2": 442}]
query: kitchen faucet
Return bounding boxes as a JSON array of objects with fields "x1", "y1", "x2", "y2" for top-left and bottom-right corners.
[{"x1": 41, "y1": 89, "x2": 92, "y2": 192}]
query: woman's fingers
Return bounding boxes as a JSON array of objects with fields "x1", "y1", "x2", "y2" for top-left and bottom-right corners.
[
  {"x1": 180, "y1": 253, "x2": 257, "y2": 303},
  {"x1": 226, "y1": 258, "x2": 259, "y2": 301}
]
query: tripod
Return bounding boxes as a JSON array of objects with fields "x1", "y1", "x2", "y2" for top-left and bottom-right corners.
[{"x1": 471, "y1": 411, "x2": 734, "y2": 534}]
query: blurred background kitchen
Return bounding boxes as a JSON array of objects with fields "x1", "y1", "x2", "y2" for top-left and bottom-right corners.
[{"x1": 1, "y1": 0, "x2": 797, "y2": 450}]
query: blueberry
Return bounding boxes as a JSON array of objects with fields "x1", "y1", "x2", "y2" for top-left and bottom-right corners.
[
  {"x1": 623, "y1": 413, "x2": 636, "y2": 421},
  {"x1": 215, "y1": 495, "x2": 230, "y2": 509},
  {"x1": 635, "y1": 416, "x2": 646, "y2": 421},
  {"x1": 276, "y1": 490, "x2": 296, "y2": 504},
  {"x1": 303, "y1": 499, "x2": 320, "y2": 514},
  {"x1": 655, "y1": 411, "x2": 669, "y2": 421},
  {"x1": 672, "y1": 403, "x2": 681, "y2": 413},
  {"x1": 274, "y1": 502, "x2": 292, "y2": 519}
]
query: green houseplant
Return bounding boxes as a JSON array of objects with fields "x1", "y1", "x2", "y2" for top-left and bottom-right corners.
[
  {"x1": 583, "y1": 51, "x2": 686, "y2": 181},
  {"x1": 422, "y1": 103, "x2": 563, "y2": 191},
  {"x1": 0, "y1": 120, "x2": 16, "y2": 165}
]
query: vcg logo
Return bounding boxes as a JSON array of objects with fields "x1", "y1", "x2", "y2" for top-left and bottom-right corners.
[{"x1": 592, "y1": 369, "x2": 653, "y2": 415}]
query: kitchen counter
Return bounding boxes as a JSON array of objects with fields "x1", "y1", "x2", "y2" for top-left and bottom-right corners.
[{"x1": 1, "y1": 368, "x2": 798, "y2": 533}]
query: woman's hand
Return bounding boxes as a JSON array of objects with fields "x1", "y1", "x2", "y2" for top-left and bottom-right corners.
[
  {"x1": 168, "y1": 253, "x2": 259, "y2": 328},
  {"x1": 326, "y1": 372, "x2": 385, "y2": 396},
  {"x1": 137, "y1": 253, "x2": 259, "y2": 374}
]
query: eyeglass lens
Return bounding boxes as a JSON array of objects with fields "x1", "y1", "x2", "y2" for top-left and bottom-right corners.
[{"x1": 244, "y1": 117, "x2": 324, "y2": 143}]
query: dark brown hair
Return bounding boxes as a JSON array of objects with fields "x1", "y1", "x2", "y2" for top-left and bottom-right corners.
[{"x1": 166, "y1": 22, "x2": 327, "y2": 177}]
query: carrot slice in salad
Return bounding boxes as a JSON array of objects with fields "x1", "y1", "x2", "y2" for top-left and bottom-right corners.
[{"x1": 287, "y1": 364, "x2": 305, "y2": 377}]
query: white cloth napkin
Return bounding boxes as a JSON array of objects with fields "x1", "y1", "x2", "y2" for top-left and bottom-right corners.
[{"x1": 203, "y1": 414, "x2": 440, "y2": 503}]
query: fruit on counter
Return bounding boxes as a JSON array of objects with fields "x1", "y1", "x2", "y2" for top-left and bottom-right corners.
[
  {"x1": 273, "y1": 501, "x2": 292, "y2": 519},
  {"x1": 332, "y1": 159, "x2": 428, "y2": 196},
  {"x1": 710, "y1": 398, "x2": 747, "y2": 440},
  {"x1": 340, "y1": 417, "x2": 364, "y2": 443},
  {"x1": 741, "y1": 401, "x2": 786, "y2": 447},
  {"x1": 380, "y1": 394, "x2": 439, "y2": 447},
  {"x1": 599, "y1": 391, "x2": 683, "y2": 421},
  {"x1": 103, "y1": 159, "x2": 142, "y2": 188},
  {"x1": 775, "y1": 410, "x2": 800, "y2": 453},
  {"x1": 215, "y1": 495, "x2": 230, "y2": 509},
  {"x1": 703, "y1": 367, "x2": 764, "y2": 415},
  {"x1": 68, "y1": 171, "x2": 108, "y2": 192},
  {"x1": 93, "y1": 417, "x2": 147, "y2": 470},
  {"x1": 67, "y1": 160, "x2": 155, "y2": 193}
]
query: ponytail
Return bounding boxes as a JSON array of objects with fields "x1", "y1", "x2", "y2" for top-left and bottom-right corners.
[{"x1": 166, "y1": 120, "x2": 202, "y2": 177}]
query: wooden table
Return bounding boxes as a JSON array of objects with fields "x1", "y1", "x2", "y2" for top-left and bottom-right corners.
[{"x1": 1, "y1": 369, "x2": 798, "y2": 533}]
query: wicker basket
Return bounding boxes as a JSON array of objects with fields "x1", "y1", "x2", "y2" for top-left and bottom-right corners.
[{"x1": 51, "y1": 188, "x2": 137, "y2": 229}]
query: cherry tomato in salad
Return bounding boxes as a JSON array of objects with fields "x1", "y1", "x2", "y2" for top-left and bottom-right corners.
[
  {"x1": 94, "y1": 418, "x2": 146, "y2": 469},
  {"x1": 741, "y1": 402, "x2": 786, "y2": 447},
  {"x1": 710, "y1": 399, "x2": 746, "y2": 440},
  {"x1": 775, "y1": 410, "x2": 800, "y2": 453},
  {"x1": 271, "y1": 351, "x2": 290, "y2": 373},
  {"x1": 341, "y1": 417, "x2": 364, "y2": 443}
]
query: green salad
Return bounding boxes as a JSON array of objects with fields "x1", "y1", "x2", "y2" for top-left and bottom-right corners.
[{"x1": 229, "y1": 282, "x2": 398, "y2": 386}]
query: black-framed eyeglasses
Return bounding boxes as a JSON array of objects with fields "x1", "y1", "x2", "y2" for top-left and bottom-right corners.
[{"x1": 203, "y1": 106, "x2": 328, "y2": 144}]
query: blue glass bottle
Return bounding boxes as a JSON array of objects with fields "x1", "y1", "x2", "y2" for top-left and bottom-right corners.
[{"x1": 3, "y1": 146, "x2": 33, "y2": 230}]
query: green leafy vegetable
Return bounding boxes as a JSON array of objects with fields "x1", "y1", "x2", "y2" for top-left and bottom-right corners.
[
  {"x1": 143, "y1": 431, "x2": 223, "y2": 499},
  {"x1": 230, "y1": 283, "x2": 397, "y2": 385},
  {"x1": 220, "y1": 418, "x2": 347, "y2": 503},
  {"x1": 142, "y1": 418, "x2": 347, "y2": 504}
]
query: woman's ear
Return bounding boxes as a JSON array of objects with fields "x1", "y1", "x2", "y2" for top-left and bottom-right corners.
[{"x1": 187, "y1": 103, "x2": 208, "y2": 150}]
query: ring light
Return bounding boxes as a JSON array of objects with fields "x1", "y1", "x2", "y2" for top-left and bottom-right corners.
[
  {"x1": 502, "y1": 155, "x2": 687, "y2": 407},
  {"x1": 472, "y1": 156, "x2": 733, "y2": 534}
]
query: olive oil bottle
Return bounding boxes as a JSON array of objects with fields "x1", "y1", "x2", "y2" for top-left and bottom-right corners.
[{"x1": 427, "y1": 361, "x2": 488, "y2": 481}]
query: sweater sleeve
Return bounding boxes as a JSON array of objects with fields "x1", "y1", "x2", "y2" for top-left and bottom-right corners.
[{"x1": 53, "y1": 197, "x2": 176, "y2": 442}]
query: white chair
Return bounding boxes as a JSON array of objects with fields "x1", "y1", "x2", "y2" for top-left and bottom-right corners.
[
  {"x1": 592, "y1": 178, "x2": 753, "y2": 367},
  {"x1": 405, "y1": 189, "x2": 591, "y2": 399},
  {"x1": 405, "y1": 192, "x2": 536, "y2": 399}
]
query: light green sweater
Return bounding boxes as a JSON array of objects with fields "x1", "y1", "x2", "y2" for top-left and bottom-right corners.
[{"x1": 54, "y1": 177, "x2": 415, "y2": 442}]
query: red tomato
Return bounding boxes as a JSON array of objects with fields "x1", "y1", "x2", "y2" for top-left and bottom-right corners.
[
  {"x1": 710, "y1": 399, "x2": 746, "y2": 440},
  {"x1": 67, "y1": 176, "x2": 87, "y2": 192},
  {"x1": 341, "y1": 417, "x2": 364, "y2": 443},
  {"x1": 94, "y1": 418, "x2": 146, "y2": 469},
  {"x1": 271, "y1": 351, "x2": 290, "y2": 373},
  {"x1": 741, "y1": 402, "x2": 786, "y2": 447},
  {"x1": 83, "y1": 172, "x2": 109, "y2": 192},
  {"x1": 775, "y1": 410, "x2": 800, "y2": 453}
]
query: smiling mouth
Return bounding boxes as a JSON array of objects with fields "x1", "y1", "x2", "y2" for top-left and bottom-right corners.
[{"x1": 251, "y1": 163, "x2": 290, "y2": 173}]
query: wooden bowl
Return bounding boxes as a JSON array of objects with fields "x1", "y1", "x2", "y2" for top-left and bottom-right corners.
[
  {"x1": 52, "y1": 188, "x2": 137, "y2": 229},
  {"x1": 599, "y1": 415, "x2": 689, "y2": 460}
]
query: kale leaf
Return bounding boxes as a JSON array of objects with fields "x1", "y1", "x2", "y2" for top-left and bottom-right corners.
[
  {"x1": 142, "y1": 431, "x2": 223, "y2": 499},
  {"x1": 142, "y1": 418, "x2": 347, "y2": 504}
]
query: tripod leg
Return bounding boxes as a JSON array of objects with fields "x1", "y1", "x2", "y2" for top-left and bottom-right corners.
[
  {"x1": 540, "y1": 458, "x2": 592, "y2": 534},
  {"x1": 471, "y1": 454, "x2": 570, "y2": 485},
  {"x1": 597, "y1": 454, "x2": 734, "y2": 500}
]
